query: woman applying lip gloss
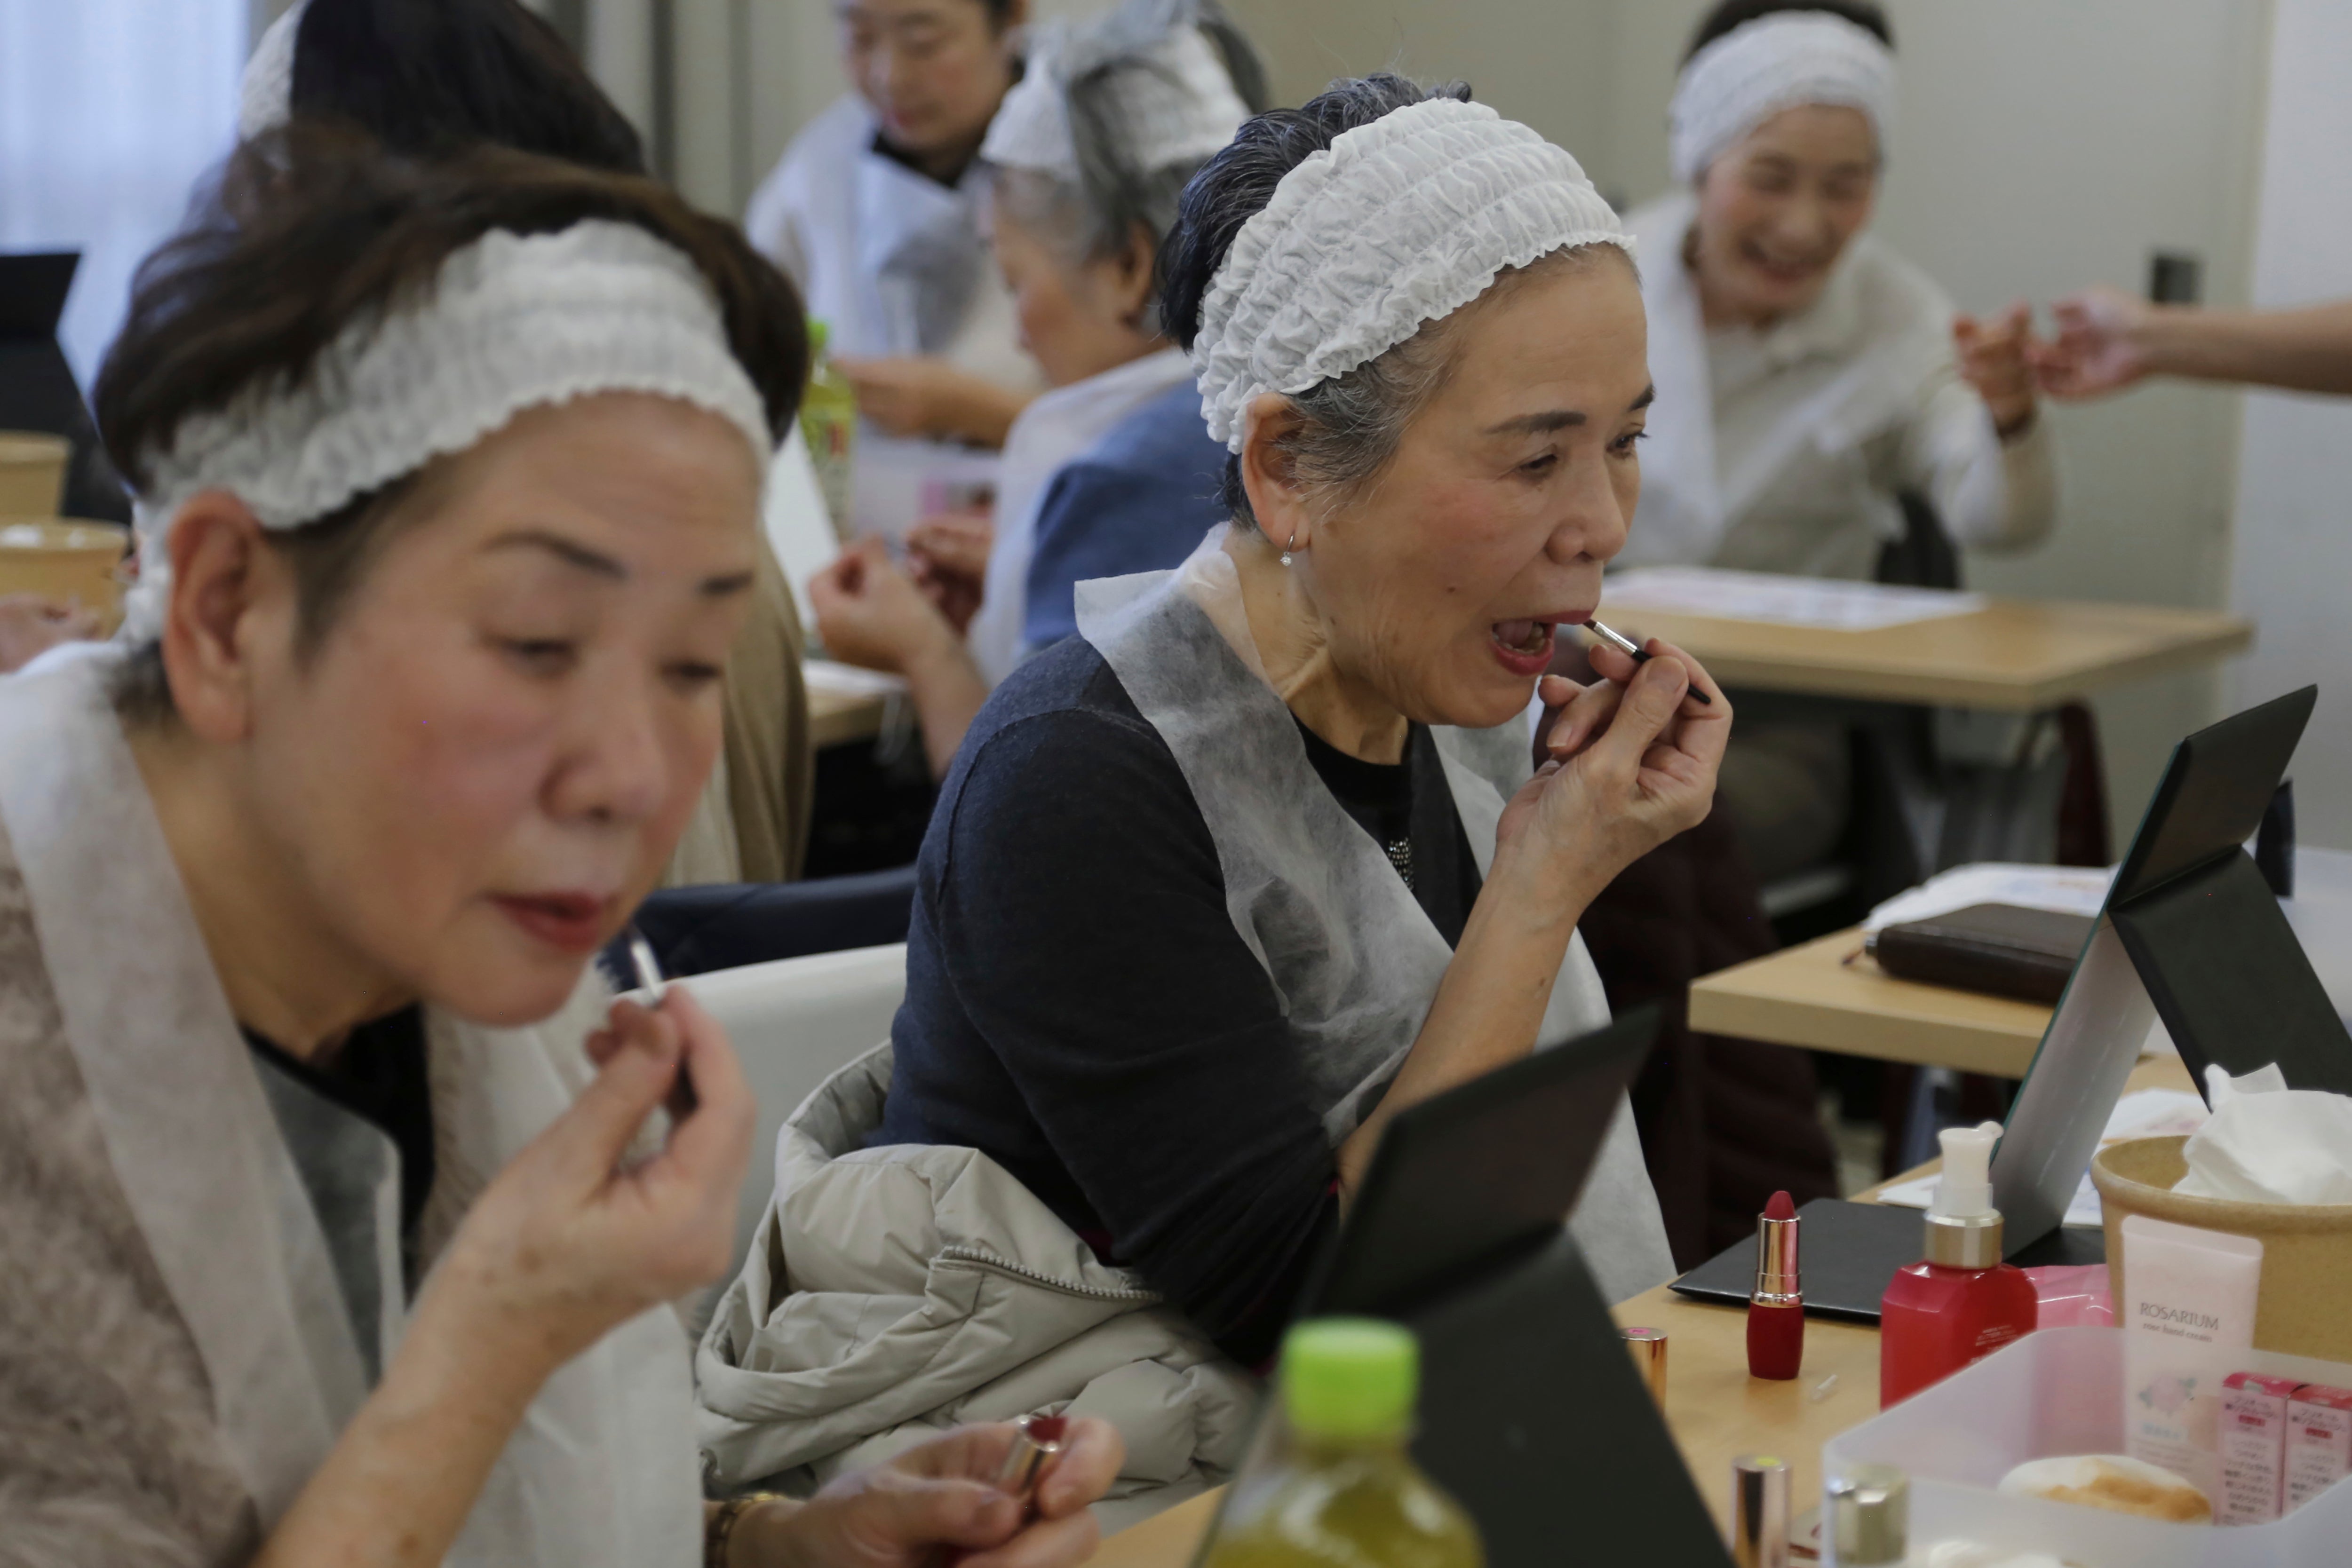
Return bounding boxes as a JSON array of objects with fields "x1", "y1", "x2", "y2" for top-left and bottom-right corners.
[{"x1": 702, "y1": 74, "x2": 1729, "y2": 1511}]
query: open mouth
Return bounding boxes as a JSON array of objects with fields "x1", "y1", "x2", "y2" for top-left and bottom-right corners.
[
  {"x1": 1488, "y1": 618, "x2": 1558, "y2": 676},
  {"x1": 1741, "y1": 240, "x2": 1828, "y2": 286},
  {"x1": 492, "y1": 891, "x2": 615, "y2": 955}
]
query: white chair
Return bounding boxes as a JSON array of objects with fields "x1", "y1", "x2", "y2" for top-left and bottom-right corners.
[{"x1": 677, "y1": 942, "x2": 910, "y2": 1296}]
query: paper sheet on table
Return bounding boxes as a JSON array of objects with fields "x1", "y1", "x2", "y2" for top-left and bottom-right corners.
[
  {"x1": 1862, "y1": 862, "x2": 2117, "y2": 934},
  {"x1": 1599, "y1": 566, "x2": 1986, "y2": 631},
  {"x1": 801, "y1": 660, "x2": 909, "y2": 699},
  {"x1": 1875, "y1": 1089, "x2": 2210, "y2": 1227}
]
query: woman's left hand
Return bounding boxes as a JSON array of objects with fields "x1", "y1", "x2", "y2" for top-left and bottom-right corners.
[
  {"x1": 834, "y1": 356, "x2": 1030, "y2": 448},
  {"x1": 1954, "y1": 302, "x2": 2041, "y2": 439},
  {"x1": 738, "y1": 1419, "x2": 1124, "y2": 1568}
]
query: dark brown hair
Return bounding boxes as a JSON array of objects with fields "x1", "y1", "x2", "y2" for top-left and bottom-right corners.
[
  {"x1": 96, "y1": 126, "x2": 807, "y2": 718},
  {"x1": 99, "y1": 127, "x2": 805, "y2": 487},
  {"x1": 290, "y1": 0, "x2": 648, "y2": 173}
]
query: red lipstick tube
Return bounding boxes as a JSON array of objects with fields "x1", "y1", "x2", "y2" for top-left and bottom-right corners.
[{"x1": 1746, "y1": 1190, "x2": 1803, "y2": 1381}]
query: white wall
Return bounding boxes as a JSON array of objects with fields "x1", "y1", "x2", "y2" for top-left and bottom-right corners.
[{"x1": 2229, "y1": 0, "x2": 2352, "y2": 848}]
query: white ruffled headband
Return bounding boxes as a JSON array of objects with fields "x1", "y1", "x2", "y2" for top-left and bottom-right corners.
[
  {"x1": 1190, "y1": 97, "x2": 1631, "y2": 454},
  {"x1": 1668, "y1": 11, "x2": 1895, "y2": 185},
  {"x1": 982, "y1": 13, "x2": 1251, "y2": 183},
  {"x1": 238, "y1": 0, "x2": 309, "y2": 140},
  {"x1": 122, "y1": 219, "x2": 773, "y2": 644}
]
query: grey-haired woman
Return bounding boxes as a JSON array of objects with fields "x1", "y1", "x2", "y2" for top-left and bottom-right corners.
[{"x1": 705, "y1": 75, "x2": 1722, "y2": 1521}]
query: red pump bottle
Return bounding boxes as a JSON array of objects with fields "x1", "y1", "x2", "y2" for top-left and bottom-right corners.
[{"x1": 1879, "y1": 1122, "x2": 2038, "y2": 1408}]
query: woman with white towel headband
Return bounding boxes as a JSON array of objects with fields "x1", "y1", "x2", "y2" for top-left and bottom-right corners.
[
  {"x1": 808, "y1": 0, "x2": 1263, "y2": 774},
  {"x1": 1619, "y1": 0, "x2": 2056, "y2": 882},
  {"x1": 702, "y1": 76, "x2": 1716, "y2": 1517},
  {"x1": 0, "y1": 132, "x2": 1119, "y2": 1568}
]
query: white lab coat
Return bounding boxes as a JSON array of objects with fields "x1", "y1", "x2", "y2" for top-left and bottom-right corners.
[
  {"x1": 746, "y1": 95, "x2": 1045, "y2": 541},
  {"x1": 966, "y1": 345, "x2": 1195, "y2": 685},
  {"x1": 1619, "y1": 192, "x2": 2056, "y2": 580}
]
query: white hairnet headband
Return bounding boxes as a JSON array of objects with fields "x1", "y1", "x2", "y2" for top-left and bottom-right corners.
[
  {"x1": 982, "y1": 18, "x2": 1249, "y2": 182},
  {"x1": 1191, "y1": 97, "x2": 1631, "y2": 454},
  {"x1": 238, "y1": 0, "x2": 310, "y2": 141},
  {"x1": 1668, "y1": 11, "x2": 1895, "y2": 185},
  {"x1": 123, "y1": 219, "x2": 772, "y2": 643}
]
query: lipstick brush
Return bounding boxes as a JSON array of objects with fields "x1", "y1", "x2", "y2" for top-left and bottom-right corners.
[{"x1": 1584, "y1": 618, "x2": 1713, "y2": 705}]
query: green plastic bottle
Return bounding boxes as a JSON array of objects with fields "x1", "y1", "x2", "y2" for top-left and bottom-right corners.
[
  {"x1": 799, "y1": 318, "x2": 858, "y2": 541},
  {"x1": 1204, "y1": 1320, "x2": 1484, "y2": 1568}
]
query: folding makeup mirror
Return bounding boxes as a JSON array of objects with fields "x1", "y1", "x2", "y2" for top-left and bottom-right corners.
[{"x1": 1192, "y1": 1008, "x2": 1735, "y2": 1568}]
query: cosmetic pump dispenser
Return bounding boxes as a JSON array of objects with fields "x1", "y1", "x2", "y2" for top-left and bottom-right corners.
[{"x1": 1878, "y1": 1122, "x2": 2038, "y2": 1409}]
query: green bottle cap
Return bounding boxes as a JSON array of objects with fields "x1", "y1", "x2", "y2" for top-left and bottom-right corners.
[
  {"x1": 808, "y1": 317, "x2": 831, "y2": 360},
  {"x1": 1281, "y1": 1318, "x2": 1417, "y2": 1441}
]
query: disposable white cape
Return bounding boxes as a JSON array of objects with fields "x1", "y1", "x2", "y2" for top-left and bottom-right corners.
[
  {"x1": 2176, "y1": 1063, "x2": 2352, "y2": 1207},
  {"x1": 1076, "y1": 532, "x2": 1675, "y2": 1303},
  {"x1": 0, "y1": 646, "x2": 702, "y2": 1566}
]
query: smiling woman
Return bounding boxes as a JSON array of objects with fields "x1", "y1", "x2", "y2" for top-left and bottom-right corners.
[
  {"x1": 0, "y1": 128, "x2": 1128, "y2": 1568},
  {"x1": 698, "y1": 75, "x2": 1724, "y2": 1520},
  {"x1": 1613, "y1": 1, "x2": 2059, "y2": 885}
]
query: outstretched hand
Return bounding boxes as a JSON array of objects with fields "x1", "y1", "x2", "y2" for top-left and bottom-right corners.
[
  {"x1": 2028, "y1": 285, "x2": 2151, "y2": 401},
  {"x1": 747, "y1": 1419, "x2": 1125, "y2": 1568},
  {"x1": 1496, "y1": 635, "x2": 1728, "y2": 902}
]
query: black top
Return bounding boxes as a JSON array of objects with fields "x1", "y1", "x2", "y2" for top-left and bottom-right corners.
[
  {"x1": 245, "y1": 1008, "x2": 436, "y2": 1244},
  {"x1": 875, "y1": 638, "x2": 1482, "y2": 1364}
]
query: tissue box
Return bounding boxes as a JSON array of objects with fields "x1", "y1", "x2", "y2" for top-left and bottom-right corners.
[
  {"x1": 1825, "y1": 1327, "x2": 2352, "y2": 1567},
  {"x1": 2091, "y1": 1136, "x2": 2352, "y2": 1363}
]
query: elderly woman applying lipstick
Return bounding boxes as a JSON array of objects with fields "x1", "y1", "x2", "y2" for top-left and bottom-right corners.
[
  {"x1": 0, "y1": 134, "x2": 1121, "y2": 1568},
  {"x1": 700, "y1": 76, "x2": 1724, "y2": 1500}
]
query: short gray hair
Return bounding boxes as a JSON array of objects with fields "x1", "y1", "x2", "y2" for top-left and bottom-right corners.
[{"x1": 990, "y1": 2, "x2": 1266, "y2": 334}]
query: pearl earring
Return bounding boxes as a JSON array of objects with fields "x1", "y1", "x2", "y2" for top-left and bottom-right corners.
[{"x1": 1280, "y1": 529, "x2": 1297, "y2": 567}]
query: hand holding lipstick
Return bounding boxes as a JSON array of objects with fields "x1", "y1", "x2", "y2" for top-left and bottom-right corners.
[{"x1": 420, "y1": 984, "x2": 755, "y2": 1383}]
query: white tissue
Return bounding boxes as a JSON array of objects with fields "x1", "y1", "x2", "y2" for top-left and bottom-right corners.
[{"x1": 2173, "y1": 1062, "x2": 2352, "y2": 1205}]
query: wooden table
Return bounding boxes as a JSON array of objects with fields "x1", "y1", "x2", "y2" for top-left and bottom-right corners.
[
  {"x1": 1083, "y1": 1057, "x2": 2194, "y2": 1568},
  {"x1": 803, "y1": 665, "x2": 898, "y2": 751},
  {"x1": 1689, "y1": 928, "x2": 2053, "y2": 1077},
  {"x1": 1612, "y1": 598, "x2": 2250, "y2": 712}
]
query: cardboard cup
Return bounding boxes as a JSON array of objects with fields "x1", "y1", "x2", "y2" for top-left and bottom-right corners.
[
  {"x1": 2094, "y1": 1134, "x2": 2352, "y2": 1364},
  {"x1": 0, "y1": 432, "x2": 70, "y2": 517},
  {"x1": 0, "y1": 519, "x2": 130, "y2": 634}
]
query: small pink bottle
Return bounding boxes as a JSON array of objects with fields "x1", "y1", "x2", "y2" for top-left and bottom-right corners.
[{"x1": 1879, "y1": 1122, "x2": 2038, "y2": 1409}]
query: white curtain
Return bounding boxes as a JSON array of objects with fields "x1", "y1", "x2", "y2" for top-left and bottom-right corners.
[{"x1": 0, "y1": 0, "x2": 246, "y2": 385}]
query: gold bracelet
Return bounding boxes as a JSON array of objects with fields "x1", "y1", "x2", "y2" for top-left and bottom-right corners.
[{"x1": 706, "y1": 1492, "x2": 786, "y2": 1568}]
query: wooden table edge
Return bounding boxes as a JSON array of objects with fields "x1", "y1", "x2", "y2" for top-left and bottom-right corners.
[{"x1": 1688, "y1": 930, "x2": 2052, "y2": 1077}]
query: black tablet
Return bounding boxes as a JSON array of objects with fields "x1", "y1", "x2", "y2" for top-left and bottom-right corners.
[{"x1": 1195, "y1": 1008, "x2": 1734, "y2": 1568}]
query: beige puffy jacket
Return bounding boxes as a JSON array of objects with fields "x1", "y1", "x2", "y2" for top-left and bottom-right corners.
[{"x1": 694, "y1": 1045, "x2": 1261, "y2": 1531}]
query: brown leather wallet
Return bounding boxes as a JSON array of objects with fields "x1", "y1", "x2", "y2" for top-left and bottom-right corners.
[{"x1": 1866, "y1": 902, "x2": 2096, "y2": 1004}]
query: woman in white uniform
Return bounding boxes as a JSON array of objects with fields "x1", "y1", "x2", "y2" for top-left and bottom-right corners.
[
  {"x1": 746, "y1": 0, "x2": 1046, "y2": 537},
  {"x1": 806, "y1": 0, "x2": 1263, "y2": 774},
  {"x1": 1618, "y1": 0, "x2": 2055, "y2": 879}
]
